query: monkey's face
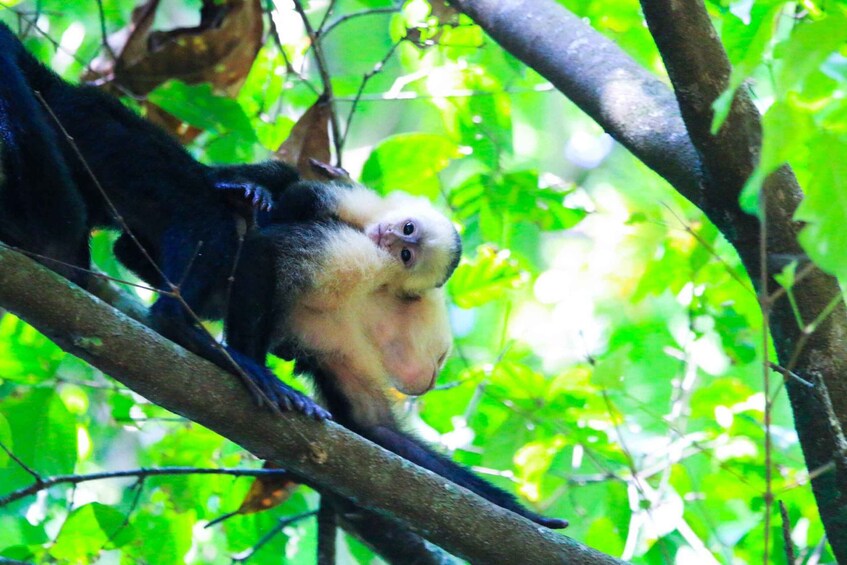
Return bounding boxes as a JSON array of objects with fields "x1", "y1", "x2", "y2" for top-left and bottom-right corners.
[
  {"x1": 366, "y1": 205, "x2": 461, "y2": 294},
  {"x1": 365, "y1": 216, "x2": 422, "y2": 269}
]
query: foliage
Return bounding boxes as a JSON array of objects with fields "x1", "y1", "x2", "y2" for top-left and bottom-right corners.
[{"x1": 0, "y1": 0, "x2": 843, "y2": 563}]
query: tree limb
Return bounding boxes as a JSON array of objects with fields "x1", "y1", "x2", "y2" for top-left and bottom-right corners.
[
  {"x1": 449, "y1": 0, "x2": 847, "y2": 559},
  {"x1": 0, "y1": 246, "x2": 626, "y2": 565}
]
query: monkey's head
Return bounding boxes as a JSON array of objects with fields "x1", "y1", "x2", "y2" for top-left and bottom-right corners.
[{"x1": 365, "y1": 194, "x2": 461, "y2": 295}]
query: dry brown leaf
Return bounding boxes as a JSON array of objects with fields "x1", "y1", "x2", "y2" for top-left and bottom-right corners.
[
  {"x1": 274, "y1": 95, "x2": 333, "y2": 178},
  {"x1": 236, "y1": 464, "x2": 300, "y2": 516},
  {"x1": 83, "y1": 0, "x2": 263, "y2": 141}
]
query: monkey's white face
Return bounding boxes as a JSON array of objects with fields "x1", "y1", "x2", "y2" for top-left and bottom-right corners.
[
  {"x1": 365, "y1": 201, "x2": 459, "y2": 294},
  {"x1": 365, "y1": 217, "x2": 422, "y2": 269}
]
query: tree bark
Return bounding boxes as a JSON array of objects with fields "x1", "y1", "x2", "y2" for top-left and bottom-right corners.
[
  {"x1": 0, "y1": 246, "x2": 627, "y2": 565},
  {"x1": 449, "y1": 0, "x2": 847, "y2": 559}
]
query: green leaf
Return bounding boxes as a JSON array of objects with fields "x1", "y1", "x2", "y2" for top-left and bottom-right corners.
[
  {"x1": 773, "y1": 261, "x2": 797, "y2": 290},
  {"x1": 776, "y1": 11, "x2": 847, "y2": 95},
  {"x1": 0, "y1": 388, "x2": 76, "y2": 480},
  {"x1": 739, "y1": 98, "x2": 813, "y2": 214},
  {"x1": 147, "y1": 80, "x2": 258, "y2": 161},
  {"x1": 795, "y1": 133, "x2": 847, "y2": 277},
  {"x1": 591, "y1": 346, "x2": 631, "y2": 389},
  {"x1": 448, "y1": 245, "x2": 529, "y2": 308},
  {"x1": 361, "y1": 133, "x2": 459, "y2": 199},
  {"x1": 50, "y1": 503, "x2": 134, "y2": 561}
]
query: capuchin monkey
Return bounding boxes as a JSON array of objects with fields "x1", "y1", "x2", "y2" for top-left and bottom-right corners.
[{"x1": 224, "y1": 181, "x2": 568, "y2": 529}]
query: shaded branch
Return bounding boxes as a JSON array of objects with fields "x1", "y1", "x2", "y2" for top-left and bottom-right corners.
[{"x1": 0, "y1": 246, "x2": 625, "y2": 565}]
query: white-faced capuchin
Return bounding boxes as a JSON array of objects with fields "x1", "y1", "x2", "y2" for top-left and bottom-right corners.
[{"x1": 224, "y1": 180, "x2": 568, "y2": 529}]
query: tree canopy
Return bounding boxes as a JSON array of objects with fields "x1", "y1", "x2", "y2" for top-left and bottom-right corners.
[{"x1": 1, "y1": 0, "x2": 845, "y2": 563}]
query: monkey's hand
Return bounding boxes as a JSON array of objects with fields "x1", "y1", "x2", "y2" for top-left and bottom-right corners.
[{"x1": 216, "y1": 181, "x2": 275, "y2": 212}]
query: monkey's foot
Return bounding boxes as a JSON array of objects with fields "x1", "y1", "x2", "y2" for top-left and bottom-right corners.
[{"x1": 249, "y1": 367, "x2": 331, "y2": 420}]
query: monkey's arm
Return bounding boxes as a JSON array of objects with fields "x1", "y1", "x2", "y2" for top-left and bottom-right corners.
[{"x1": 223, "y1": 232, "x2": 331, "y2": 419}]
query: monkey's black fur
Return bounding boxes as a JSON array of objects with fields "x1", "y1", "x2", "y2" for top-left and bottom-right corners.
[
  {"x1": 0, "y1": 24, "x2": 565, "y2": 530},
  {"x1": 0, "y1": 23, "x2": 323, "y2": 418},
  {"x1": 0, "y1": 32, "x2": 89, "y2": 285}
]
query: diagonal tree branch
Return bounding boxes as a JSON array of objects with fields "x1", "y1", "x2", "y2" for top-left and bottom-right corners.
[
  {"x1": 639, "y1": 2, "x2": 847, "y2": 558},
  {"x1": 449, "y1": 0, "x2": 847, "y2": 559},
  {"x1": 0, "y1": 245, "x2": 626, "y2": 565}
]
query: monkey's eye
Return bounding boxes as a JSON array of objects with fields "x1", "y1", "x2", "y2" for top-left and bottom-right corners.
[
  {"x1": 401, "y1": 248, "x2": 412, "y2": 264},
  {"x1": 403, "y1": 222, "x2": 415, "y2": 236}
]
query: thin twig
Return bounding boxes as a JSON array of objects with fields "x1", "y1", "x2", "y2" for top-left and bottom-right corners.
[
  {"x1": 0, "y1": 241, "x2": 160, "y2": 294},
  {"x1": 232, "y1": 510, "x2": 317, "y2": 562},
  {"x1": 315, "y1": 0, "x2": 339, "y2": 34},
  {"x1": 779, "y1": 500, "x2": 797, "y2": 564},
  {"x1": 322, "y1": 6, "x2": 401, "y2": 38},
  {"x1": 0, "y1": 467, "x2": 291, "y2": 507},
  {"x1": 291, "y1": 0, "x2": 343, "y2": 163},
  {"x1": 94, "y1": 0, "x2": 118, "y2": 62},
  {"x1": 768, "y1": 362, "x2": 814, "y2": 388},
  {"x1": 341, "y1": 38, "x2": 404, "y2": 148},
  {"x1": 759, "y1": 176, "x2": 773, "y2": 565},
  {"x1": 0, "y1": 441, "x2": 41, "y2": 482}
]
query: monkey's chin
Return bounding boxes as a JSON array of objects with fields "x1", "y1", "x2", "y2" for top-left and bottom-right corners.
[{"x1": 393, "y1": 370, "x2": 437, "y2": 396}]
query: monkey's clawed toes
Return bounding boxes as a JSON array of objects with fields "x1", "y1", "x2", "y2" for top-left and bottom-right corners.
[{"x1": 253, "y1": 373, "x2": 331, "y2": 420}]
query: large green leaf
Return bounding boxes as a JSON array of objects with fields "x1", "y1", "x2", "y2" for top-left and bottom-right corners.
[
  {"x1": 448, "y1": 245, "x2": 529, "y2": 308},
  {"x1": 361, "y1": 133, "x2": 459, "y2": 198},
  {"x1": 795, "y1": 133, "x2": 847, "y2": 277}
]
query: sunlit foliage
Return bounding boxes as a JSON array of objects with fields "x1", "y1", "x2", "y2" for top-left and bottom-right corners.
[{"x1": 0, "y1": 0, "x2": 844, "y2": 562}]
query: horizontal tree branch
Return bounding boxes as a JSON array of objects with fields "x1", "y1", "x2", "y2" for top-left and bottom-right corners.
[{"x1": 0, "y1": 246, "x2": 626, "y2": 565}]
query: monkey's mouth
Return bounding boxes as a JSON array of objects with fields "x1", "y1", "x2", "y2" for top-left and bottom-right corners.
[{"x1": 367, "y1": 223, "x2": 390, "y2": 250}]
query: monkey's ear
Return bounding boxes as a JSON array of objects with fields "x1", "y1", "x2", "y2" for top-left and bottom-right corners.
[{"x1": 308, "y1": 158, "x2": 351, "y2": 181}]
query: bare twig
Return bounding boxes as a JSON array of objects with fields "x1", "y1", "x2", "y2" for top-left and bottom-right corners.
[
  {"x1": 291, "y1": 0, "x2": 344, "y2": 162},
  {"x1": 322, "y1": 6, "x2": 401, "y2": 38},
  {"x1": 0, "y1": 440, "x2": 41, "y2": 482},
  {"x1": 779, "y1": 501, "x2": 797, "y2": 564},
  {"x1": 0, "y1": 466, "x2": 291, "y2": 507},
  {"x1": 232, "y1": 510, "x2": 318, "y2": 562},
  {"x1": 340, "y1": 38, "x2": 405, "y2": 148},
  {"x1": 316, "y1": 499, "x2": 337, "y2": 565}
]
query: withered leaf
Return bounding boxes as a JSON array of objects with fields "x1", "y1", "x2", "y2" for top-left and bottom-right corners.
[{"x1": 274, "y1": 95, "x2": 333, "y2": 179}]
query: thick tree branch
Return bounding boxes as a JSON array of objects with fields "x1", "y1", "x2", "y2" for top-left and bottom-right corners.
[
  {"x1": 450, "y1": 0, "x2": 847, "y2": 559},
  {"x1": 448, "y1": 0, "x2": 706, "y2": 204},
  {"x1": 0, "y1": 246, "x2": 626, "y2": 565},
  {"x1": 640, "y1": 1, "x2": 847, "y2": 558}
]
